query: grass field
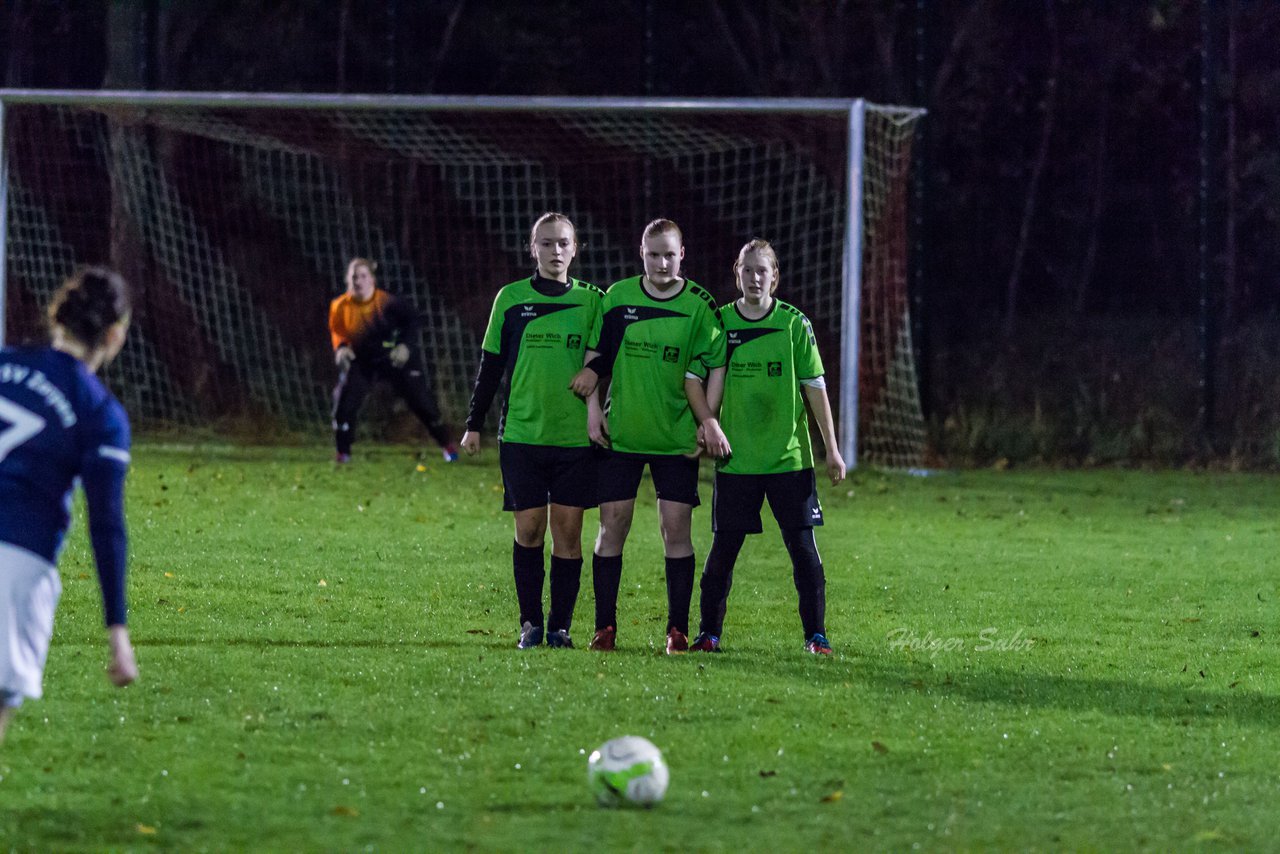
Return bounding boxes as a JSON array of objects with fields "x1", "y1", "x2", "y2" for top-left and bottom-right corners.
[{"x1": 2, "y1": 443, "x2": 1278, "y2": 851}]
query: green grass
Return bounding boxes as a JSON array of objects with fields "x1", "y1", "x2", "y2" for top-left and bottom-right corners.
[{"x1": 2, "y1": 444, "x2": 1278, "y2": 851}]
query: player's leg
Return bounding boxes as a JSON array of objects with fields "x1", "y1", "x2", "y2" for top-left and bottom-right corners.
[
  {"x1": 765, "y1": 470, "x2": 830, "y2": 653},
  {"x1": 695, "y1": 531, "x2": 745, "y2": 648},
  {"x1": 332, "y1": 363, "x2": 371, "y2": 461},
  {"x1": 656, "y1": 497, "x2": 695, "y2": 643},
  {"x1": 511, "y1": 506, "x2": 549, "y2": 648},
  {"x1": 590, "y1": 498, "x2": 635, "y2": 650},
  {"x1": 589, "y1": 452, "x2": 645, "y2": 650},
  {"x1": 0, "y1": 545, "x2": 61, "y2": 737},
  {"x1": 695, "y1": 472, "x2": 765, "y2": 650},
  {"x1": 384, "y1": 357, "x2": 457, "y2": 459},
  {"x1": 650, "y1": 456, "x2": 701, "y2": 652},
  {"x1": 546, "y1": 504, "x2": 584, "y2": 645},
  {"x1": 501, "y1": 443, "x2": 551, "y2": 648},
  {"x1": 544, "y1": 445, "x2": 595, "y2": 647},
  {"x1": 781, "y1": 527, "x2": 828, "y2": 653}
]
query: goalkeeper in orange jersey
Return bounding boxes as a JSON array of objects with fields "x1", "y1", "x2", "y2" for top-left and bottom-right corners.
[{"x1": 328, "y1": 257, "x2": 458, "y2": 463}]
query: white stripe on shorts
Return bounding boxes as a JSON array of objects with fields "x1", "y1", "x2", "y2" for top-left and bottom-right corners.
[{"x1": 0, "y1": 541, "x2": 61, "y2": 704}]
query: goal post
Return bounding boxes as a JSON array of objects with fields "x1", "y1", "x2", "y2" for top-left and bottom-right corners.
[{"x1": 0, "y1": 89, "x2": 925, "y2": 468}]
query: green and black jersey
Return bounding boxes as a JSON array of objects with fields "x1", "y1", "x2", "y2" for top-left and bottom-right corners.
[
  {"x1": 589, "y1": 275, "x2": 725, "y2": 456},
  {"x1": 473, "y1": 275, "x2": 604, "y2": 447},
  {"x1": 718, "y1": 299, "x2": 825, "y2": 475}
]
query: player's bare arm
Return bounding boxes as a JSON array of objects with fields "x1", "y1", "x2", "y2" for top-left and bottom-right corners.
[
  {"x1": 802, "y1": 383, "x2": 846, "y2": 485},
  {"x1": 686, "y1": 368, "x2": 731, "y2": 458},
  {"x1": 586, "y1": 386, "x2": 609, "y2": 447},
  {"x1": 570, "y1": 349, "x2": 602, "y2": 398}
]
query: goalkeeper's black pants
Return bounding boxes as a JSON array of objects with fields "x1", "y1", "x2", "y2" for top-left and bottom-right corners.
[{"x1": 332, "y1": 356, "x2": 452, "y2": 454}]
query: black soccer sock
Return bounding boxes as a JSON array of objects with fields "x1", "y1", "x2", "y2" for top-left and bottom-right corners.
[
  {"x1": 699, "y1": 531, "x2": 746, "y2": 637},
  {"x1": 664, "y1": 554, "x2": 696, "y2": 636},
  {"x1": 512, "y1": 540, "x2": 545, "y2": 628},
  {"x1": 547, "y1": 555, "x2": 583, "y2": 633},
  {"x1": 592, "y1": 553, "x2": 623, "y2": 630},
  {"x1": 782, "y1": 527, "x2": 826, "y2": 638}
]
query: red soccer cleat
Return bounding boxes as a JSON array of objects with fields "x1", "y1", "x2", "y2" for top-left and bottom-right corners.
[
  {"x1": 589, "y1": 625, "x2": 616, "y2": 651},
  {"x1": 665, "y1": 628, "x2": 689, "y2": 655}
]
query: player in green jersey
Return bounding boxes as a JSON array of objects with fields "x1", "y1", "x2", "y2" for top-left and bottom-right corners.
[
  {"x1": 570, "y1": 219, "x2": 730, "y2": 654},
  {"x1": 461, "y1": 213, "x2": 605, "y2": 649},
  {"x1": 690, "y1": 239, "x2": 846, "y2": 655}
]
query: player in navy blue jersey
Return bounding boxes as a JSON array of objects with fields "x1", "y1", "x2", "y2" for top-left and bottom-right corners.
[{"x1": 0, "y1": 267, "x2": 139, "y2": 742}]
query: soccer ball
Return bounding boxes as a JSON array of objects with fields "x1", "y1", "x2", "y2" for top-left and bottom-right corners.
[{"x1": 587, "y1": 735, "x2": 669, "y2": 807}]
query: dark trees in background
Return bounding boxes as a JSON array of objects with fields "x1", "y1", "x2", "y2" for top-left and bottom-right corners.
[{"x1": 3, "y1": 0, "x2": 1280, "y2": 461}]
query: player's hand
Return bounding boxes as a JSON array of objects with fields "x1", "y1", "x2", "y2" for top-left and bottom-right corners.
[
  {"x1": 460, "y1": 431, "x2": 481, "y2": 456},
  {"x1": 570, "y1": 366, "x2": 598, "y2": 399},
  {"x1": 335, "y1": 345, "x2": 356, "y2": 370},
  {"x1": 588, "y1": 407, "x2": 610, "y2": 448},
  {"x1": 389, "y1": 343, "x2": 410, "y2": 368},
  {"x1": 106, "y1": 625, "x2": 138, "y2": 687},
  {"x1": 700, "y1": 418, "x2": 731, "y2": 459},
  {"x1": 826, "y1": 448, "x2": 847, "y2": 486}
]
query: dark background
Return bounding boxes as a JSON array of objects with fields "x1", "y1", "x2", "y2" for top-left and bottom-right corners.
[{"x1": 3, "y1": 0, "x2": 1278, "y2": 466}]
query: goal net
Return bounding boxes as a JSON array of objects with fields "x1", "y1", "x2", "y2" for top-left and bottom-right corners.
[{"x1": 1, "y1": 93, "x2": 924, "y2": 467}]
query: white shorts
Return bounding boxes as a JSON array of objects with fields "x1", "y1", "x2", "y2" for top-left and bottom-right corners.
[{"x1": 0, "y1": 541, "x2": 62, "y2": 707}]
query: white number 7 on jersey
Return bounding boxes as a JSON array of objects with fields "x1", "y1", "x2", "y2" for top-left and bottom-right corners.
[{"x1": 0, "y1": 398, "x2": 47, "y2": 463}]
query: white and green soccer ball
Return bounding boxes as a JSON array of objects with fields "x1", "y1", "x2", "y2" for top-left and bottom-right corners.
[{"x1": 587, "y1": 735, "x2": 669, "y2": 807}]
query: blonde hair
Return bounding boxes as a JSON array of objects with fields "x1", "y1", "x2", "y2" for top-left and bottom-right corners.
[
  {"x1": 345, "y1": 257, "x2": 377, "y2": 291},
  {"x1": 528, "y1": 212, "x2": 577, "y2": 249},
  {"x1": 641, "y1": 218, "x2": 683, "y2": 244},
  {"x1": 734, "y1": 238, "x2": 780, "y2": 291}
]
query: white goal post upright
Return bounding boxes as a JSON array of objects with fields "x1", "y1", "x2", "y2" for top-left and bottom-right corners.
[
  {"x1": 843, "y1": 98, "x2": 867, "y2": 471},
  {"x1": 0, "y1": 90, "x2": 925, "y2": 467}
]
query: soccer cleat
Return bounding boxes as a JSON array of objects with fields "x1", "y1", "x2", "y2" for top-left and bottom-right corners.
[
  {"x1": 546, "y1": 629, "x2": 574, "y2": 649},
  {"x1": 665, "y1": 628, "x2": 690, "y2": 655},
  {"x1": 805, "y1": 633, "x2": 833, "y2": 655},
  {"x1": 517, "y1": 621, "x2": 543, "y2": 649},
  {"x1": 334, "y1": 452, "x2": 351, "y2": 464},
  {"x1": 588, "y1": 626, "x2": 616, "y2": 651},
  {"x1": 690, "y1": 632, "x2": 721, "y2": 653},
  {"x1": 442, "y1": 444, "x2": 460, "y2": 462}
]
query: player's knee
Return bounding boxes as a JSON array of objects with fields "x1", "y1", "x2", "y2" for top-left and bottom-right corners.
[
  {"x1": 514, "y1": 522, "x2": 546, "y2": 549},
  {"x1": 596, "y1": 504, "x2": 633, "y2": 549},
  {"x1": 551, "y1": 539, "x2": 583, "y2": 560}
]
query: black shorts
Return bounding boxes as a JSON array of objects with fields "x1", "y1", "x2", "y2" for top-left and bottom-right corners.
[
  {"x1": 499, "y1": 442, "x2": 598, "y2": 511},
  {"x1": 596, "y1": 451, "x2": 701, "y2": 507},
  {"x1": 711, "y1": 469, "x2": 824, "y2": 533}
]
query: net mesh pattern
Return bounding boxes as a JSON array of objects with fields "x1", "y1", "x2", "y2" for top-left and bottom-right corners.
[{"x1": 3, "y1": 101, "x2": 922, "y2": 464}]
